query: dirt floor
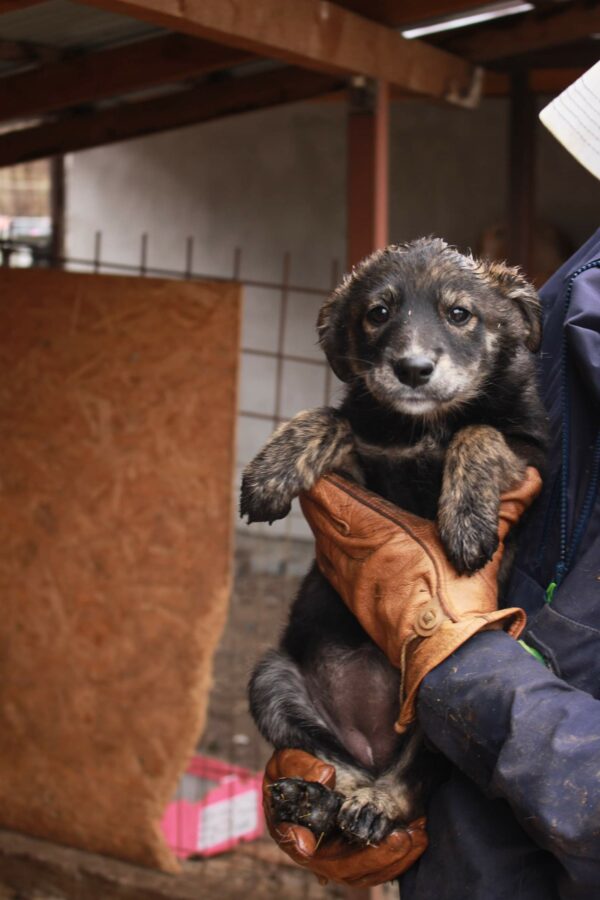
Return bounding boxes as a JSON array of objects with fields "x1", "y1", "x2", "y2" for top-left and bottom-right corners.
[
  {"x1": 195, "y1": 531, "x2": 347, "y2": 899},
  {"x1": 198, "y1": 531, "x2": 313, "y2": 772},
  {"x1": 0, "y1": 826, "x2": 354, "y2": 900},
  {"x1": 0, "y1": 846, "x2": 349, "y2": 900}
]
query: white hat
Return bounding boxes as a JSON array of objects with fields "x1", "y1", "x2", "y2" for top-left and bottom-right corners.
[{"x1": 539, "y1": 60, "x2": 600, "y2": 180}]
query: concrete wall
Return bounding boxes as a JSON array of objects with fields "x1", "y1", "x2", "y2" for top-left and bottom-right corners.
[
  {"x1": 66, "y1": 102, "x2": 348, "y2": 287},
  {"x1": 65, "y1": 96, "x2": 600, "y2": 539},
  {"x1": 391, "y1": 99, "x2": 600, "y2": 253}
]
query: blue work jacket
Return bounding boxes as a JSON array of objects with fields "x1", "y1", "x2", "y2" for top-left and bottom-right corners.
[{"x1": 401, "y1": 230, "x2": 600, "y2": 900}]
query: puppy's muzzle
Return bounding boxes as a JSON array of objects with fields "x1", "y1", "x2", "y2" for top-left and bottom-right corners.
[{"x1": 393, "y1": 356, "x2": 435, "y2": 389}]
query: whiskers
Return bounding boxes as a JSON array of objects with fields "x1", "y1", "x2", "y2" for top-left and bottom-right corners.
[
  {"x1": 333, "y1": 354, "x2": 476, "y2": 431},
  {"x1": 340, "y1": 354, "x2": 376, "y2": 372}
]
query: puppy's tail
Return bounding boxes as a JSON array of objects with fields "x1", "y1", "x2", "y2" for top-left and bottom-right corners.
[{"x1": 248, "y1": 649, "x2": 355, "y2": 766}]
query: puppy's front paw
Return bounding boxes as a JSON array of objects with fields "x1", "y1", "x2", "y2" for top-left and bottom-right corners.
[
  {"x1": 336, "y1": 788, "x2": 401, "y2": 846},
  {"x1": 269, "y1": 777, "x2": 343, "y2": 838},
  {"x1": 240, "y1": 408, "x2": 354, "y2": 524},
  {"x1": 439, "y1": 515, "x2": 499, "y2": 574},
  {"x1": 240, "y1": 467, "x2": 292, "y2": 524}
]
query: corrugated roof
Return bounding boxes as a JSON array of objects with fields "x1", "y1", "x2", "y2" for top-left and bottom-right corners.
[{"x1": 0, "y1": 0, "x2": 164, "y2": 76}]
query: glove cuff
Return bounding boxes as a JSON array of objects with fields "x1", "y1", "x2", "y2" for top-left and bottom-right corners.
[{"x1": 395, "y1": 607, "x2": 526, "y2": 733}]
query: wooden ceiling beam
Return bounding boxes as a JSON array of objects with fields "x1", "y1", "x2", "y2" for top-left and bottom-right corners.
[
  {"x1": 0, "y1": 0, "x2": 46, "y2": 12},
  {"x1": 317, "y1": 65, "x2": 584, "y2": 98},
  {"x1": 0, "y1": 65, "x2": 344, "y2": 168},
  {"x1": 530, "y1": 66, "x2": 586, "y2": 94},
  {"x1": 0, "y1": 38, "x2": 62, "y2": 63},
  {"x1": 76, "y1": 0, "x2": 482, "y2": 107},
  {"x1": 483, "y1": 67, "x2": 586, "y2": 96},
  {"x1": 441, "y1": 1, "x2": 600, "y2": 62},
  {"x1": 0, "y1": 34, "x2": 254, "y2": 125},
  {"x1": 334, "y1": 0, "x2": 492, "y2": 29}
]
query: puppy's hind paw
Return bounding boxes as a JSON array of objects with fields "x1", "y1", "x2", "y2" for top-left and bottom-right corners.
[
  {"x1": 336, "y1": 789, "x2": 400, "y2": 847},
  {"x1": 269, "y1": 777, "x2": 343, "y2": 838}
]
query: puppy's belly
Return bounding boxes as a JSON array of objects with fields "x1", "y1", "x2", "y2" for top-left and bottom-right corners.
[{"x1": 304, "y1": 645, "x2": 402, "y2": 772}]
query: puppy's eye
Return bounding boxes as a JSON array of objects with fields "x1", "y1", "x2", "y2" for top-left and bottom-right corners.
[
  {"x1": 448, "y1": 306, "x2": 472, "y2": 326},
  {"x1": 367, "y1": 304, "x2": 390, "y2": 325}
]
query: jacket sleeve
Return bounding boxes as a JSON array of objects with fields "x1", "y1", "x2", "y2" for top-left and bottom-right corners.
[{"x1": 418, "y1": 628, "x2": 600, "y2": 886}]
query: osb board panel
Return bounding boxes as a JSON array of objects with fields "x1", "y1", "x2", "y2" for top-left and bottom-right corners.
[{"x1": 0, "y1": 269, "x2": 240, "y2": 873}]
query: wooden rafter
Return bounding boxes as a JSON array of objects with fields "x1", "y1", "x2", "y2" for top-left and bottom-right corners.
[
  {"x1": 0, "y1": 0, "x2": 45, "y2": 12},
  {"x1": 529, "y1": 66, "x2": 586, "y2": 93},
  {"x1": 441, "y1": 1, "x2": 600, "y2": 62},
  {"x1": 0, "y1": 38, "x2": 62, "y2": 63},
  {"x1": 484, "y1": 67, "x2": 586, "y2": 97},
  {"x1": 0, "y1": 65, "x2": 344, "y2": 168},
  {"x1": 76, "y1": 0, "x2": 482, "y2": 107},
  {"x1": 335, "y1": 0, "x2": 493, "y2": 28},
  {"x1": 0, "y1": 34, "x2": 254, "y2": 125}
]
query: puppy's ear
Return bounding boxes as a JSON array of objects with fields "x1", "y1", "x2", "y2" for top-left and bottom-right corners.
[
  {"x1": 317, "y1": 279, "x2": 354, "y2": 382},
  {"x1": 479, "y1": 260, "x2": 542, "y2": 352}
]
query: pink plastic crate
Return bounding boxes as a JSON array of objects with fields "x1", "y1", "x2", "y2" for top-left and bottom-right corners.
[{"x1": 162, "y1": 755, "x2": 264, "y2": 858}]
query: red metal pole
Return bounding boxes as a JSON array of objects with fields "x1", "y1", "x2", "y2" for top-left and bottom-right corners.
[
  {"x1": 508, "y1": 69, "x2": 536, "y2": 276},
  {"x1": 373, "y1": 80, "x2": 390, "y2": 252},
  {"x1": 347, "y1": 79, "x2": 390, "y2": 269}
]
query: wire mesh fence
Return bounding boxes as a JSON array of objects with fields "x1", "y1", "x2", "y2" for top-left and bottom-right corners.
[{"x1": 1, "y1": 232, "x2": 343, "y2": 541}]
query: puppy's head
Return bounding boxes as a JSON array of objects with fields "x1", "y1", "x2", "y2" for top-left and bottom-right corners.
[{"x1": 318, "y1": 237, "x2": 541, "y2": 416}]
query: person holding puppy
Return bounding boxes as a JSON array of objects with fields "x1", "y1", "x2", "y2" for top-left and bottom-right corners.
[{"x1": 266, "y1": 64, "x2": 600, "y2": 898}]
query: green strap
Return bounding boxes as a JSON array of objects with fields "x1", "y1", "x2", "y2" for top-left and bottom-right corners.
[{"x1": 517, "y1": 639, "x2": 548, "y2": 667}]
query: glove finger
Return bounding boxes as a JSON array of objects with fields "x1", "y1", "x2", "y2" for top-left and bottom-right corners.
[
  {"x1": 264, "y1": 749, "x2": 336, "y2": 788},
  {"x1": 498, "y1": 467, "x2": 542, "y2": 540},
  {"x1": 265, "y1": 820, "x2": 319, "y2": 864},
  {"x1": 263, "y1": 788, "x2": 323, "y2": 866},
  {"x1": 348, "y1": 829, "x2": 428, "y2": 887},
  {"x1": 347, "y1": 827, "x2": 429, "y2": 887},
  {"x1": 307, "y1": 819, "x2": 428, "y2": 887}
]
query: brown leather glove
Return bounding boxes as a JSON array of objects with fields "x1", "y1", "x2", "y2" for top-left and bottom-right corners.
[
  {"x1": 263, "y1": 749, "x2": 428, "y2": 887},
  {"x1": 300, "y1": 468, "x2": 542, "y2": 732}
]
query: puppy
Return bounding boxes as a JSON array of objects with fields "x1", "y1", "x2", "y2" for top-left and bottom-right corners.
[{"x1": 242, "y1": 238, "x2": 547, "y2": 847}]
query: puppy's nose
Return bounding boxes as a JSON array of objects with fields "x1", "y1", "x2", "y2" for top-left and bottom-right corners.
[{"x1": 394, "y1": 355, "x2": 435, "y2": 388}]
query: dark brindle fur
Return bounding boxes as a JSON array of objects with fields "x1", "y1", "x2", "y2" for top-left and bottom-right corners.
[{"x1": 242, "y1": 238, "x2": 547, "y2": 847}]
